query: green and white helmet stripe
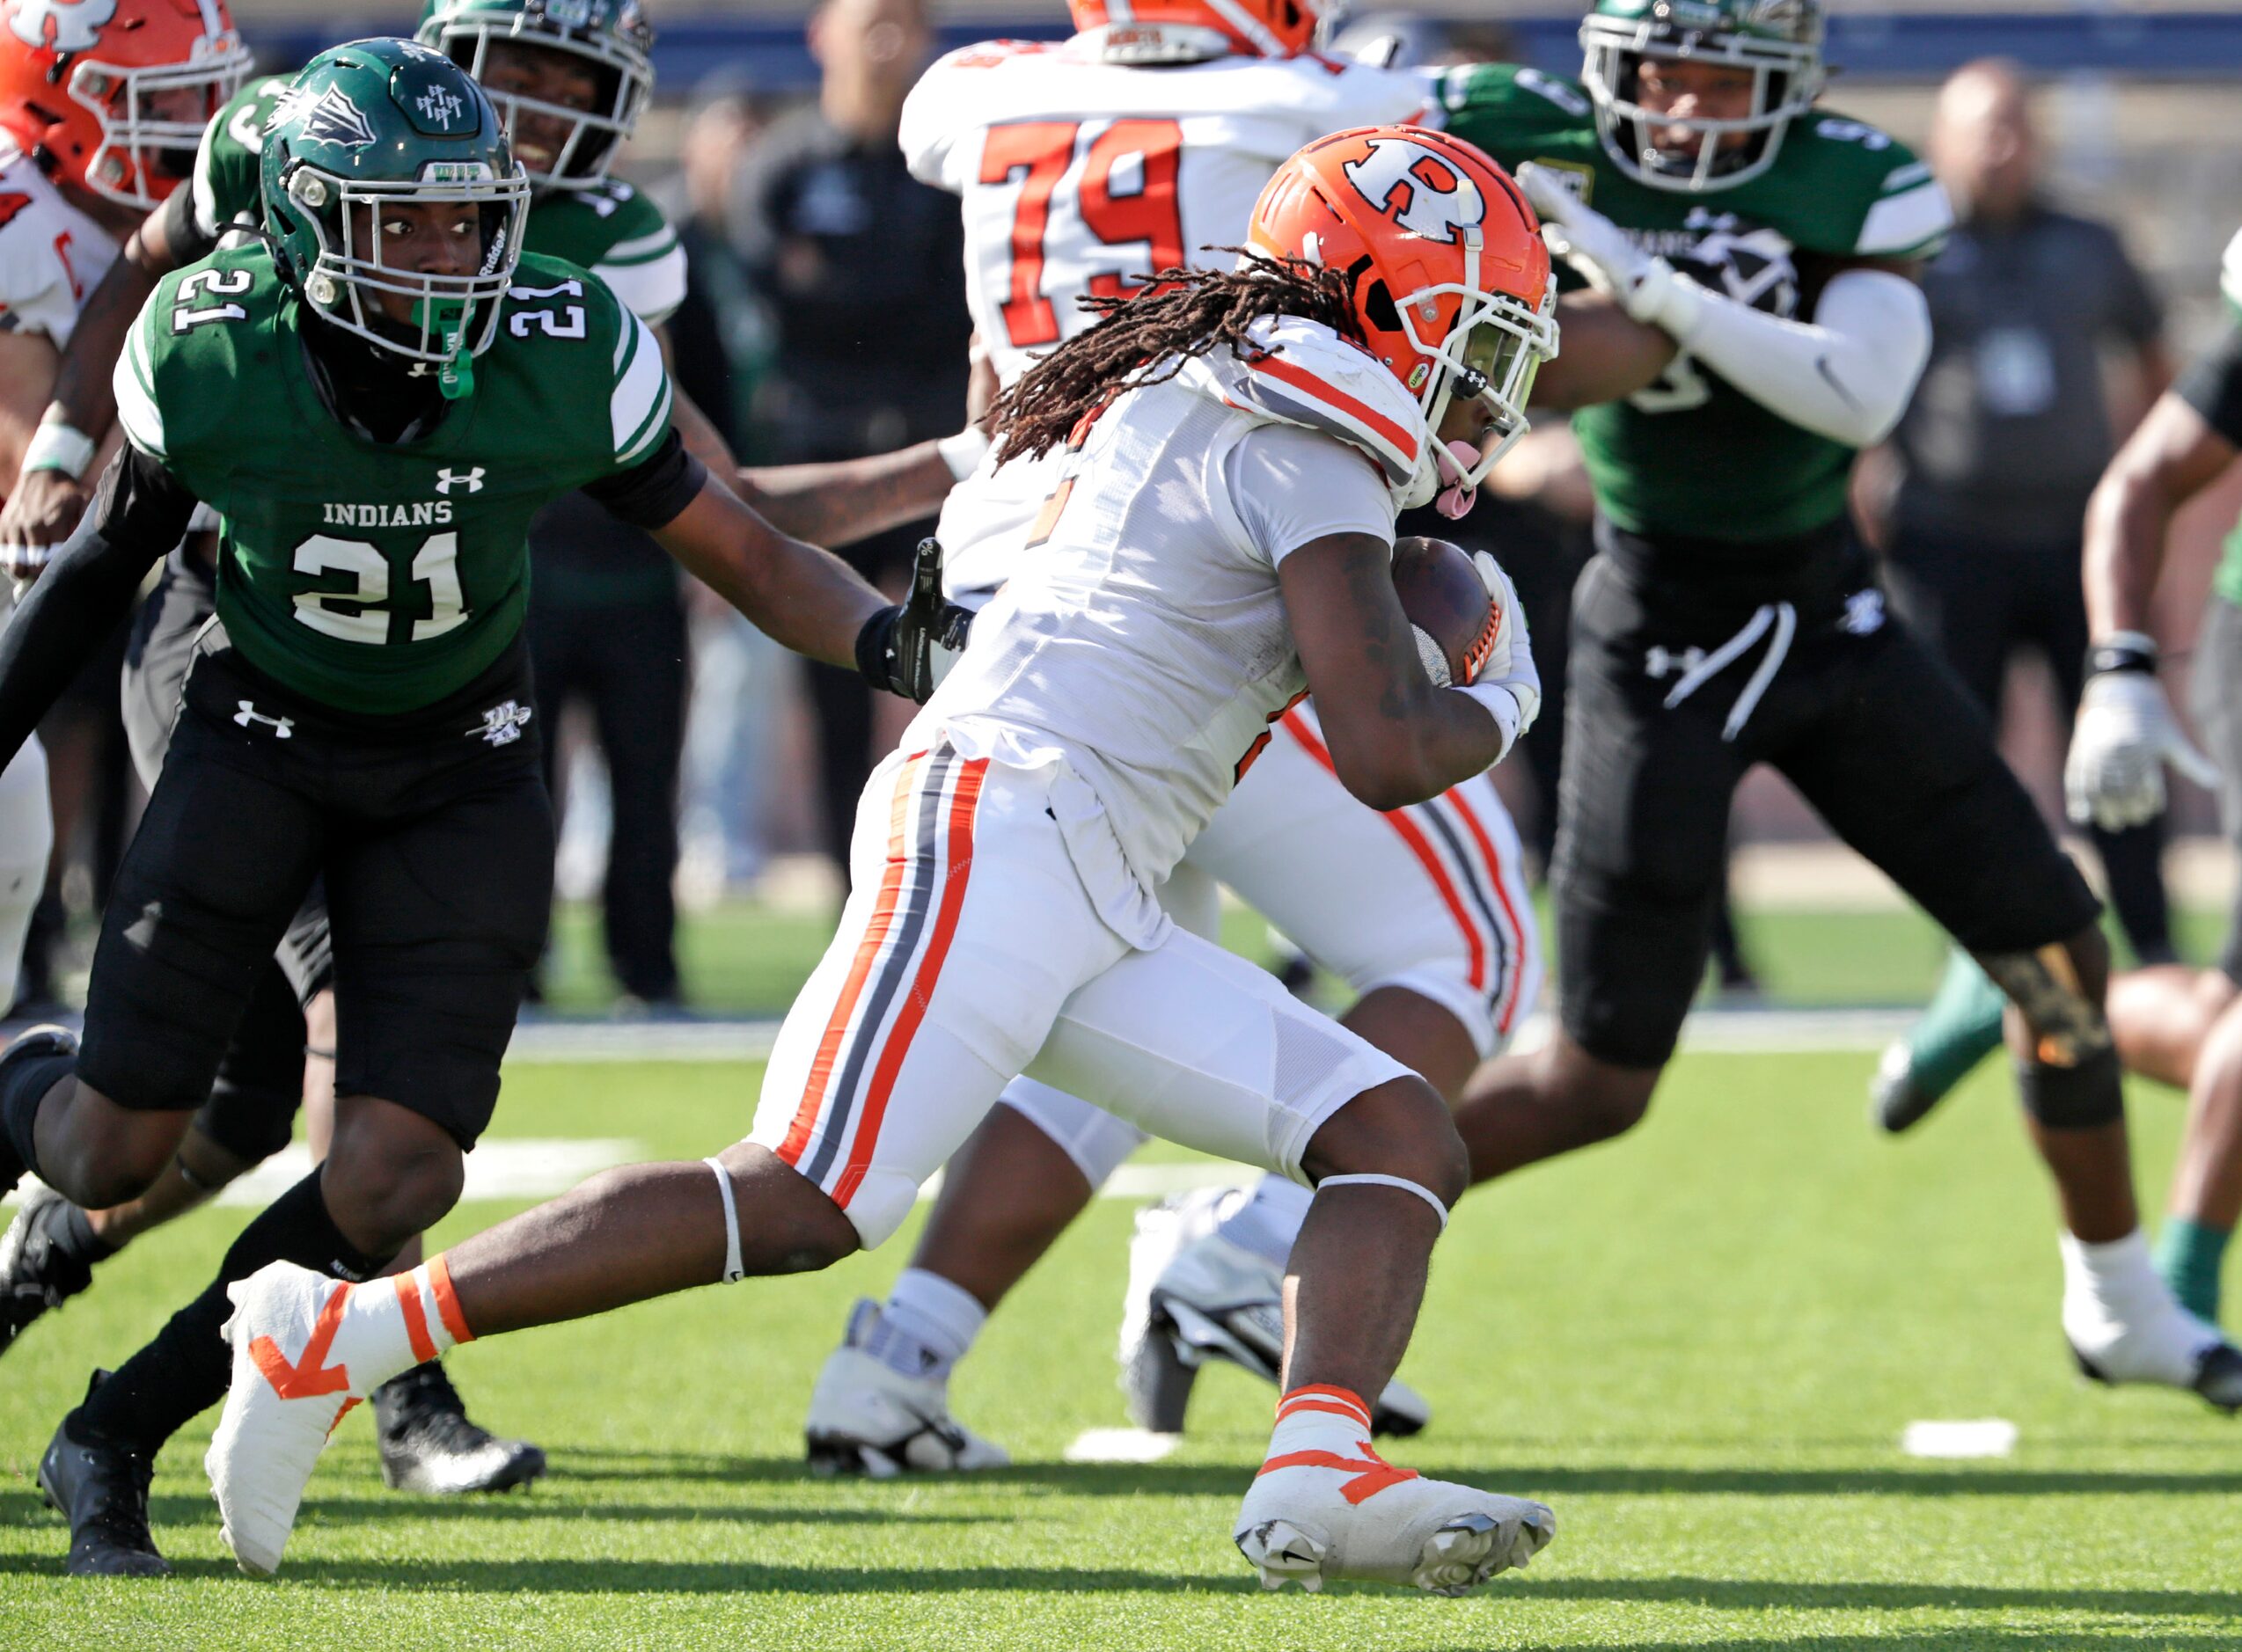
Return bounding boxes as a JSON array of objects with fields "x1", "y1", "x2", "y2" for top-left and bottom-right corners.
[
  {"x1": 417, "y1": 0, "x2": 655, "y2": 192},
  {"x1": 1580, "y1": 0, "x2": 1826, "y2": 193},
  {"x1": 260, "y1": 40, "x2": 531, "y2": 393}
]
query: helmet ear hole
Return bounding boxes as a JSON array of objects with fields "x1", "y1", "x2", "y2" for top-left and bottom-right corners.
[{"x1": 1360, "y1": 278, "x2": 1402, "y2": 335}]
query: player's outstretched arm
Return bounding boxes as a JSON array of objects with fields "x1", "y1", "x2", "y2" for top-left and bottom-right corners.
[
  {"x1": 734, "y1": 442, "x2": 961, "y2": 548},
  {"x1": 1530, "y1": 292, "x2": 1677, "y2": 411},
  {"x1": 1279, "y1": 531, "x2": 1528, "y2": 811},
  {"x1": 0, "y1": 447, "x2": 188, "y2": 764},
  {"x1": 0, "y1": 188, "x2": 205, "y2": 560},
  {"x1": 2084, "y1": 381, "x2": 2239, "y2": 638}
]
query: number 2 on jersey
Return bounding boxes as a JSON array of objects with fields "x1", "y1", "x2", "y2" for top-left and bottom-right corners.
[{"x1": 980, "y1": 119, "x2": 1184, "y2": 348}]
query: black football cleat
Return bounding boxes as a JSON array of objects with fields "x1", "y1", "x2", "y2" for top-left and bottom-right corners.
[
  {"x1": 39, "y1": 1375, "x2": 171, "y2": 1577},
  {"x1": 374, "y1": 1361, "x2": 547, "y2": 1495},
  {"x1": 0, "y1": 1185, "x2": 100, "y2": 1358},
  {"x1": 2070, "y1": 1335, "x2": 2242, "y2": 1415}
]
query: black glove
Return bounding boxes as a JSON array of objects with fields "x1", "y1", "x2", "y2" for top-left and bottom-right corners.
[{"x1": 855, "y1": 536, "x2": 974, "y2": 703}]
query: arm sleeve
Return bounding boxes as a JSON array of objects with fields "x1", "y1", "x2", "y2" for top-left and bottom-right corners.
[
  {"x1": 158, "y1": 178, "x2": 220, "y2": 267},
  {"x1": 580, "y1": 428, "x2": 707, "y2": 529},
  {"x1": 2176, "y1": 325, "x2": 2242, "y2": 450},
  {"x1": 1224, "y1": 423, "x2": 1397, "y2": 569},
  {"x1": 0, "y1": 445, "x2": 190, "y2": 763}
]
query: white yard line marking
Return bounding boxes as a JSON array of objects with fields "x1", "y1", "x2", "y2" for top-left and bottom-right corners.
[
  {"x1": 1901, "y1": 1419, "x2": 2018, "y2": 1458},
  {"x1": 1065, "y1": 1428, "x2": 1179, "y2": 1464},
  {"x1": 4, "y1": 1139, "x2": 643, "y2": 1210}
]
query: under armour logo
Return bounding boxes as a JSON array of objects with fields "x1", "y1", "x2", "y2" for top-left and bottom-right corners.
[
  {"x1": 234, "y1": 701, "x2": 294, "y2": 738},
  {"x1": 1842, "y1": 588, "x2": 1885, "y2": 636},
  {"x1": 470, "y1": 700, "x2": 532, "y2": 746},
  {"x1": 1341, "y1": 136, "x2": 1484, "y2": 247},
  {"x1": 1645, "y1": 645, "x2": 1708, "y2": 681},
  {"x1": 436, "y1": 467, "x2": 484, "y2": 495}
]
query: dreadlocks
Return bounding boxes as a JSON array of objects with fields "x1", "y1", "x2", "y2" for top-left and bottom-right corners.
[{"x1": 990, "y1": 251, "x2": 1364, "y2": 464}]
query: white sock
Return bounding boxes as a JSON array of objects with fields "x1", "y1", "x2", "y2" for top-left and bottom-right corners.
[
  {"x1": 1216, "y1": 1174, "x2": 1315, "y2": 1268},
  {"x1": 2061, "y1": 1229, "x2": 2216, "y2": 1383},
  {"x1": 871, "y1": 1268, "x2": 986, "y2": 1381},
  {"x1": 1264, "y1": 1384, "x2": 1376, "y2": 1464},
  {"x1": 332, "y1": 1259, "x2": 471, "y2": 1395}
]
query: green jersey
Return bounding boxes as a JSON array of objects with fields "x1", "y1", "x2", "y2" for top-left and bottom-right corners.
[
  {"x1": 114, "y1": 245, "x2": 675, "y2": 713},
  {"x1": 2209, "y1": 230, "x2": 2242, "y2": 610},
  {"x1": 1435, "y1": 62, "x2": 1952, "y2": 542},
  {"x1": 193, "y1": 77, "x2": 687, "y2": 324}
]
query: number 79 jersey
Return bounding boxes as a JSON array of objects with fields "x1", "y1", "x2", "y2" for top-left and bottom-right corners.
[
  {"x1": 900, "y1": 39, "x2": 1425, "y2": 389},
  {"x1": 114, "y1": 246, "x2": 673, "y2": 716}
]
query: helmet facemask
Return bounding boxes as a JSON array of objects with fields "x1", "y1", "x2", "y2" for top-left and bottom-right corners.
[
  {"x1": 1580, "y1": 11, "x2": 1822, "y2": 193},
  {"x1": 1392, "y1": 272, "x2": 1558, "y2": 515},
  {"x1": 63, "y1": 36, "x2": 252, "y2": 207},
  {"x1": 424, "y1": 4, "x2": 652, "y2": 190},
  {"x1": 280, "y1": 158, "x2": 531, "y2": 398}
]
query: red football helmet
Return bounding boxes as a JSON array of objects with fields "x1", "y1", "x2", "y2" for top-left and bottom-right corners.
[
  {"x1": 1066, "y1": 0, "x2": 1330, "y2": 64},
  {"x1": 0, "y1": 0, "x2": 250, "y2": 208},
  {"x1": 1248, "y1": 124, "x2": 1557, "y2": 503}
]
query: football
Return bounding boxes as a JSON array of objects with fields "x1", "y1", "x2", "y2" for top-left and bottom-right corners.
[{"x1": 1392, "y1": 535, "x2": 1499, "y2": 688}]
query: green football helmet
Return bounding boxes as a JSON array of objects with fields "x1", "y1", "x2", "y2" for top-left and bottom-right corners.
[
  {"x1": 260, "y1": 40, "x2": 530, "y2": 393},
  {"x1": 417, "y1": 0, "x2": 654, "y2": 192},
  {"x1": 1579, "y1": 0, "x2": 1826, "y2": 193}
]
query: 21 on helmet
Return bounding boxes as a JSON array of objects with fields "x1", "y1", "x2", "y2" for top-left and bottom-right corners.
[
  {"x1": 260, "y1": 40, "x2": 530, "y2": 392},
  {"x1": 1247, "y1": 124, "x2": 1557, "y2": 508},
  {"x1": 1580, "y1": 0, "x2": 1826, "y2": 193},
  {"x1": 1065, "y1": 0, "x2": 1331, "y2": 65},
  {"x1": 0, "y1": 0, "x2": 249, "y2": 207},
  {"x1": 418, "y1": 0, "x2": 653, "y2": 191}
]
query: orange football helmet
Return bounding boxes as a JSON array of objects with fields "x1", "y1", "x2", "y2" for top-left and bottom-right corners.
[
  {"x1": 0, "y1": 0, "x2": 250, "y2": 208},
  {"x1": 1066, "y1": 0, "x2": 1330, "y2": 64},
  {"x1": 1248, "y1": 124, "x2": 1557, "y2": 504}
]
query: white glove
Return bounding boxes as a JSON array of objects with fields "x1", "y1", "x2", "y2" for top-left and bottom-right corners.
[
  {"x1": 1456, "y1": 550, "x2": 1541, "y2": 760},
  {"x1": 1515, "y1": 163, "x2": 1702, "y2": 338},
  {"x1": 2065, "y1": 669, "x2": 2218, "y2": 831}
]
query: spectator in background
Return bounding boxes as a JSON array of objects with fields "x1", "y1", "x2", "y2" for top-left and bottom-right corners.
[
  {"x1": 726, "y1": 0, "x2": 971, "y2": 887},
  {"x1": 1872, "y1": 58, "x2": 2176, "y2": 1125}
]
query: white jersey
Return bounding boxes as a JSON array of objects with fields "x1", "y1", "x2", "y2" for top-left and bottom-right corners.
[
  {"x1": 0, "y1": 142, "x2": 121, "y2": 354},
  {"x1": 900, "y1": 39, "x2": 1425, "y2": 390},
  {"x1": 907, "y1": 317, "x2": 1418, "y2": 939}
]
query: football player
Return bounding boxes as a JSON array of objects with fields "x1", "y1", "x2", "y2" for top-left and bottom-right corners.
[
  {"x1": 205, "y1": 124, "x2": 1560, "y2": 1597},
  {"x1": 0, "y1": 36, "x2": 955, "y2": 1573},
  {"x1": 0, "y1": 0, "x2": 714, "y2": 1565},
  {"x1": 801, "y1": 0, "x2": 1549, "y2": 1473},
  {"x1": 0, "y1": 0, "x2": 247, "y2": 1092},
  {"x1": 1422, "y1": 0, "x2": 2242, "y2": 1407}
]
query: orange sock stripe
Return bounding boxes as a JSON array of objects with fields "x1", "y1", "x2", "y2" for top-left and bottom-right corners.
[
  {"x1": 832, "y1": 758, "x2": 989, "y2": 1210},
  {"x1": 428, "y1": 1254, "x2": 473, "y2": 1348},
  {"x1": 392, "y1": 1272, "x2": 437, "y2": 1366},
  {"x1": 1277, "y1": 1383, "x2": 1374, "y2": 1429},
  {"x1": 779, "y1": 754, "x2": 926, "y2": 1166}
]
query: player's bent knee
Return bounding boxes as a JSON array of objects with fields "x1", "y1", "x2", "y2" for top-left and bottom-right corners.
[
  {"x1": 1301, "y1": 1074, "x2": 1469, "y2": 1210},
  {"x1": 1978, "y1": 935, "x2": 2123, "y2": 1130},
  {"x1": 321, "y1": 1130, "x2": 466, "y2": 1253}
]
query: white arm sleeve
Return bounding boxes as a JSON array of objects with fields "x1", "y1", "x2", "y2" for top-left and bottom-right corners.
[
  {"x1": 1225, "y1": 423, "x2": 1397, "y2": 567},
  {"x1": 1656, "y1": 267, "x2": 1932, "y2": 450}
]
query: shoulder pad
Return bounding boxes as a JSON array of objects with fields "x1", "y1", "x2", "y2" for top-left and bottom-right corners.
[
  {"x1": 1184, "y1": 316, "x2": 1423, "y2": 493},
  {"x1": 899, "y1": 41, "x2": 1057, "y2": 183},
  {"x1": 1789, "y1": 113, "x2": 1953, "y2": 259},
  {"x1": 533, "y1": 184, "x2": 685, "y2": 325},
  {"x1": 0, "y1": 177, "x2": 87, "y2": 343}
]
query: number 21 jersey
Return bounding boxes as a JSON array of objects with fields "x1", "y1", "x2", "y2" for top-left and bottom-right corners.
[{"x1": 900, "y1": 39, "x2": 1425, "y2": 390}]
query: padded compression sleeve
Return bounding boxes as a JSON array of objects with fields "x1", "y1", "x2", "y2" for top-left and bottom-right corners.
[
  {"x1": 0, "y1": 447, "x2": 189, "y2": 764},
  {"x1": 580, "y1": 428, "x2": 707, "y2": 530},
  {"x1": 1652, "y1": 267, "x2": 1932, "y2": 450}
]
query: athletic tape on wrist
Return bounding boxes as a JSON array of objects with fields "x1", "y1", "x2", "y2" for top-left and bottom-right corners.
[
  {"x1": 704, "y1": 1156, "x2": 744, "y2": 1283},
  {"x1": 1315, "y1": 1172, "x2": 1449, "y2": 1230},
  {"x1": 2087, "y1": 631, "x2": 2158, "y2": 677},
  {"x1": 937, "y1": 426, "x2": 991, "y2": 482},
  {"x1": 18, "y1": 421, "x2": 95, "y2": 480}
]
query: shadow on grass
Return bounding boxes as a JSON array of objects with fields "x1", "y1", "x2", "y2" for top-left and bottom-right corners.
[
  {"x1": 1456, "y1": 1637, "x2": 2242, "y2": 1652},
  {"x1": 493, "y1": 1449, "x2": 2242, "y2": 1501}
]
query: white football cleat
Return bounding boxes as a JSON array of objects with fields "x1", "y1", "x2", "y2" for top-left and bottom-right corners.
[
  {"x1": 2065, "y1": 1281, "x2": 2242, "y2": 1413},
  {"x1": 1235, "y1": 1444, "x2": 1553, "y2": 1594},
  {"x1": 804, "y1": 1300, "x2": 1010, "y2": 1477},
  {"x1": 1120, "y1": 1193, "x2": 1430, "y2": 1436},
  {"x1": 208, "y1": 1261, "x2": 371, "y2": 1576}
]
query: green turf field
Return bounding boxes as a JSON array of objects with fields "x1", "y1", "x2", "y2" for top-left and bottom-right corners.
[{"x1": 2, "y1": 1047, "x2": 2236, "y2": 1648}]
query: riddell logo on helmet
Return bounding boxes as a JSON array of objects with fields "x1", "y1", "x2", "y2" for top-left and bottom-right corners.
[
  {"x1": 1341, "y1": 138, "x2": 1483, "y2": 245},
  {"x1": 7, "y1": 0, "x2": 119, "y2": 55}
]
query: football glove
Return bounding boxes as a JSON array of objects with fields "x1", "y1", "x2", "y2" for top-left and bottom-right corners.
[
  {"x1": 1458, "y1": 550, "x2": 1541, "y2": 761},
  {"x1": 855, "y1": 537, "x2": 974, "y2": 704},
  {"x1": 2065, "y1": 646, "x2": 2218, "y2": 830},
  {"x1": 1516, "y1": 163, "x2": 1703, "y2": 339}
]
